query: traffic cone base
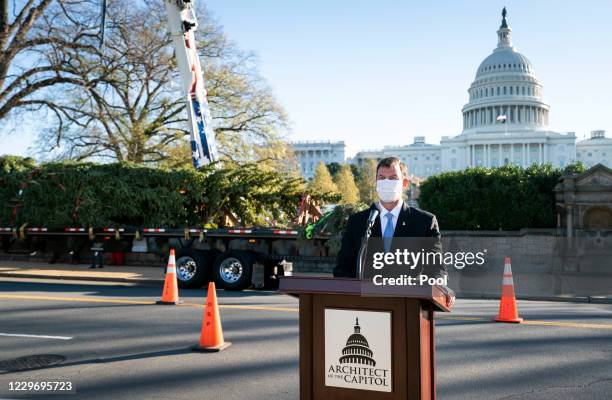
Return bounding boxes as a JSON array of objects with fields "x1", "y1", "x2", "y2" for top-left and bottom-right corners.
[
  {"x1": 156, "y1": 300, "x2": 183, "y2": 305},
  {"x1": 495, "y1": 316, "x2": 523, "y2": 323},
  {"x1": 191, "y1": 341, "x2": 232, "y2": 353}
]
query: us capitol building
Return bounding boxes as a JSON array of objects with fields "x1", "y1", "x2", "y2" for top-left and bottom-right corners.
[{"x1": 292, "y1": 8, "x2": 611, "y2": 179}]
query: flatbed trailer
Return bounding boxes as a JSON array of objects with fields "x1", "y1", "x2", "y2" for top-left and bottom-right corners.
[{"x1": 0, "y1": 226, "x2": 332, "y2": 290}]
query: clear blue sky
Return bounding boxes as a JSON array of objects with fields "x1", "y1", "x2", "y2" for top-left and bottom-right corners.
[{"x1": 3, "y1": 0, "x2": 611, "y2": 158}]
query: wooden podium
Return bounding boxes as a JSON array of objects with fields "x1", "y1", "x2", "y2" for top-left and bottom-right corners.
[{"x1": 279, "y1": 276, "x2": 450, "y2": 400}]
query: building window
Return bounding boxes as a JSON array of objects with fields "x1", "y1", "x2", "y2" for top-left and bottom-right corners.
[
  {"x1": 503, "y1": 87, "x2": 507, "y2": 95},
  {"x1": 496, "y1": 87, "x2": 500, "y2": 95},
  {"x1": 522, "y1": 87, "x2": 525, "y2": 95},
  {"x1": 510, "y1": 87, "x2": 513, "y2": 95}
]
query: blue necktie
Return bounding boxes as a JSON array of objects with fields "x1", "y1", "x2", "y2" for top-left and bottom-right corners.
[{"x1": 383, "y1": 213, "x2": 394, "y2": 252}]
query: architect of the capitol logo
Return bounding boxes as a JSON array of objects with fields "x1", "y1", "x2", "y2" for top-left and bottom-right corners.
[
  {"x1": 325, "y1": 314, "x2": 391, "y2": 391},
  {"x1": 339, "y1": 318, "x2": 376, "y2": 366}
]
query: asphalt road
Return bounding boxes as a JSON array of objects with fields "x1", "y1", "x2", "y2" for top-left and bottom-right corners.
[{"x1": 0, "y1": 278, "x2": 611, "y2": 400}]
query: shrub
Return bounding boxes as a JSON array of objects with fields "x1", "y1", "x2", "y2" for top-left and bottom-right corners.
[{"x1": 418, "y1": 163, "x2": 585, "y2": 230}]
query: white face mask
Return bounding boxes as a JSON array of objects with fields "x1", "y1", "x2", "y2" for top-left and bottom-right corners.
[{"x1": 376, "y1": 179, "x2": 404, "y2": 203}]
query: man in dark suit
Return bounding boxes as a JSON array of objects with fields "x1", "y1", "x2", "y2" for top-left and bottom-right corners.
[{"x1": 333, "y1": 156, "x2": 454, "y2": 307}]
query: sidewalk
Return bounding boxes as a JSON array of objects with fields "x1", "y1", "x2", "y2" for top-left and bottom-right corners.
[{"x1": 0, "y1": 260, "x2": 164, "y2": 285}]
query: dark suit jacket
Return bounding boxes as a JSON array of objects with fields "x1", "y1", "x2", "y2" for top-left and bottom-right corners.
[{"x1": 333, "y1": 202, "x2": 447, "y2": 279}]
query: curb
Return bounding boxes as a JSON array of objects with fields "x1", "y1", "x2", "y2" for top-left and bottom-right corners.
[
  {"x1": 588, "y1": 296, "x2": 612, "y2": 305},
  {"x1": 456, "y1": 292, "x2": 611, "y2": 304},
  {"x1": 0, "y1": 272, "x2": 163, "y2": 286}
]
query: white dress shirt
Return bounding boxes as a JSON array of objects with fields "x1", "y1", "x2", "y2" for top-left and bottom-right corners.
[{"x1": 378, "y1": 200, "x2": 403, "y2": 236}]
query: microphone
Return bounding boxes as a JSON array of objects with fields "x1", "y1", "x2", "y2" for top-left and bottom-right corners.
[
  {"x1": 357, "y1": 203, "x2": 379, "y2": 280},
  {"x1": 367, "y1": 203, "x2": 379, "y2": 228}
]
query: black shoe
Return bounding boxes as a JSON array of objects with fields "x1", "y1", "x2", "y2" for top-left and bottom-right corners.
[
  {"x1": 89, "y1": 265, "x2": 96, "y2": 269},
  {"x1": 98, "y1": 266, "x2": 104, "y2": 269}
]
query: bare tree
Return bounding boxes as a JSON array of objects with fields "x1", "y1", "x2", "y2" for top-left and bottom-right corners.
[
  {"x1": 33, "y1": 0, "x2": 291, "y2": 167},
  {"x1": 0, "y1": 0, "x2": 98, "y2": 128}
]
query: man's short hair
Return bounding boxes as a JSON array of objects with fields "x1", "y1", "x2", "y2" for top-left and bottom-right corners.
[{"x1": 376, "y1": 156, "x2": 408, "y2": 178}]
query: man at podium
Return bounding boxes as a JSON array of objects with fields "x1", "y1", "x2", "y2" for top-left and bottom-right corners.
[{"x1": 333, "y1": 156, "x2": 454, "y2": 307}]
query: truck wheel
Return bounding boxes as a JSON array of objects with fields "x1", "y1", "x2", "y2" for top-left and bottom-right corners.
[
  {"x1": 175, "y1": 249, "x2": 209, "y2": 289},
  {"x1": 213, "y1": 251, "x2": 253, "y2": 291}
]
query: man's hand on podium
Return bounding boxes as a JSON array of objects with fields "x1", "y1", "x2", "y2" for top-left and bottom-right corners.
[{"x1": 439, "y1": 286, "x2": 455, "y2": 308}]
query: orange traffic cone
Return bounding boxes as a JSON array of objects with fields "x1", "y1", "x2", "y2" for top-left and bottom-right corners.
[
  {"x1": 495, "y1": 257, "x2": 523, "y2": 323},
  {"x1": 156, "y1": 249, "x2": 181, "y2": 305},
  {"x1": 192, "y1": 282, "x2": 231, "y2": 352}
]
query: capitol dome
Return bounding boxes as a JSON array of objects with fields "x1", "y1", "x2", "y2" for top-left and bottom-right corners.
[
  {"x1": 462, "y1": 8, "x2": 550, "y2": 133},
  {"x1": 475, "y1": 50, "x2": 534, "y2": 79},
  {"x1": 339, "y1": 318, "x2": 376, "y2": 366}
]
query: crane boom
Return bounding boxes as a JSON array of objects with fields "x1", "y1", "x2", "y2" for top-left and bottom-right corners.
[{"x1": 164, "y1": 0, "x2": 218, "y2": 167}]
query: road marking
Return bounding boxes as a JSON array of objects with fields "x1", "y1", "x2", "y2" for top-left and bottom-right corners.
[
  {"x1": 438, "y1": 315, "x2": 612, "y2": 330},
  {"x1": 521, "y1": 320, "x2": 612, "y2": 330},
  {"x1": 0, "y1": 294, "x2": 153, "y2": 305},
  {"x1": 438, "y1": 315, "x2": 483, "y2": 321},
  {"x1": 0, "y1": 294, "x2": 299, "y2": 313},
  {"x1": 216, "y1": 304, "x2": 299, "y2": 313},
  {"x1": 0, "y1": 333, "x2": 72, "y2": 340},
  {"x1": 2, "y1": 294, "x2": 611, "y2": 330}
]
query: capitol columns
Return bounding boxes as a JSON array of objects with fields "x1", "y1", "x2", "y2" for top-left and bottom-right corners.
[
  {"x1": 527, "y1": 144, "x2": 531, "y2": 165},
  {"x1": 470, "y1": 145, "x2": 475, "y2": 167},
  {"x1": 538, "y1": 143, "x2": 542, "y2": 164}
]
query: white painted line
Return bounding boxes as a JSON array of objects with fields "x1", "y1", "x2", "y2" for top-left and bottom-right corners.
[{"x1": 0, "y1": 333, "x2": 73, "y2": 340}]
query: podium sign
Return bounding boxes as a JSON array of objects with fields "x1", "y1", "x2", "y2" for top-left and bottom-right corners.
[
  {"x1": 324, "y1": 308, "x2": 392, "y2": 392},
  {"x1": 279, "y1": 276, "x2": 450, "y2": 400}
]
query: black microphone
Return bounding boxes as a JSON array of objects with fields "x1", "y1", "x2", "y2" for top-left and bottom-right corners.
[
  {"x1": 357, "y1": 204, "x2": 380, "y2": 279},
  {"x1": 367, "y1": 203, "x2": 379, "y2": 228}
]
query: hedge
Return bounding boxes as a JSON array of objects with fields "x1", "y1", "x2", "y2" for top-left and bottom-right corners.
[
  {"x1": 418, "y1": 163, "x2": 585, "y2": 231},
  {"x1": 0, "y1": 157, "x2": 306, "y2": 228}
]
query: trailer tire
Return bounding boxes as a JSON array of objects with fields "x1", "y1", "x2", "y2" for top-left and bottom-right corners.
[
  {"x1": 212, "y1": 250, "x2": 253, "y2": 291},
  {"x1": 175, "y1": 249, "x2": 209, "y2": 288}
]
